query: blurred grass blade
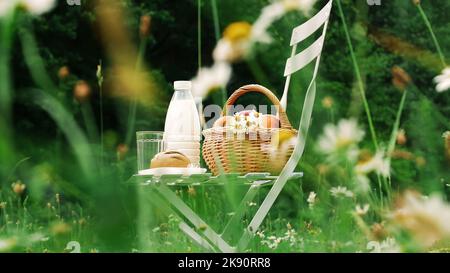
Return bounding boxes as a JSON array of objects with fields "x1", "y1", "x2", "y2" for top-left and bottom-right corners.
[
  {"x1": 19, "y1": 21, "x2": 58, "y2": 95},
  {"x1": 32, "y1": 89, "x2": 95, "y2": 181},
  {"x1": 0, "y1": 13, "x2": 16, "y2": 181},
  {"x1": 0, "y1": 13, "x2": 15, "y2": 116},
  {"x1": 387, "y1": 90, "x2": 408, "y2": 158},
  {"x1": 415, "y1": 3, "x2": 447, "y2": 67},
  {"x1": 336, "y1": 0, "x2": 379, "y2": 150},
  {"x1": 125, "y1": 37, "x2": 148, "y2": 146}
]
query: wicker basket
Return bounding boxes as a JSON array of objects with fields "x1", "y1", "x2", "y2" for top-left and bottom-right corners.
[{"x1": 202, "y1": 84, "x2": 297, "y2": 175}]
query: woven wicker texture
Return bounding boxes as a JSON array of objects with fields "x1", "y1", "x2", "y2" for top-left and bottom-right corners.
[{"x1": 202, "y1": 84, "x2": 297, "y2": 175}]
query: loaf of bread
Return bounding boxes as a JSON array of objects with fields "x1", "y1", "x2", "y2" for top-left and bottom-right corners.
[{"x1": 150, "y1": 151, "x2": 191, "y2": 168}]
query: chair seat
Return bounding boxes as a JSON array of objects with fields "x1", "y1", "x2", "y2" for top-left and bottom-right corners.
[{"x1": 131, "y1": 172, "x2": 303, "y2": 186}]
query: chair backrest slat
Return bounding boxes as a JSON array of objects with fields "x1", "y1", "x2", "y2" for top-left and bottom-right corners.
[
  {"x1": 284, "y1": 33, "x2": 325, "y2": 76},
  {"x1": 280, "y1": 0, "x2": 333, "y2": 109},
  {"x1": 290, "y1": 0, "x2": 333, "y2": 46}
]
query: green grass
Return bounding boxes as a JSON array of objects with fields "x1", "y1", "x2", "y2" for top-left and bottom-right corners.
[{"x1": 1, "y1": 1, "x2": 450, "y2": 253}]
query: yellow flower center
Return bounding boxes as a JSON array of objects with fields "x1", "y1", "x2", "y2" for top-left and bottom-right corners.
[
  {"x1": 335, "y1": 137, "x2": 352, "y2": 149},
  {"x1": 223, "y1": 22, "x2": 252, "y2": 43},
  {"x1": 282, "y1": 0, "x2": 299, "y2": 11}
]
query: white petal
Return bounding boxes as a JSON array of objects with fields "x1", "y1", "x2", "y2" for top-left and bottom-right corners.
[
  {"x1": 22, "y1": 0, "x2": 56, "y2": 15},
  {"x1": 436, "y1": 81, "x2": 450, "y2": 93},
  {"x1": 0, "y1": 0, "x2": 18, "y2": 17}
]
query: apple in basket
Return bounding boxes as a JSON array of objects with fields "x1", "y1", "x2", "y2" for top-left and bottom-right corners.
[{"x1": 261, "y1": 114, "x2": 280, "y2": 129}]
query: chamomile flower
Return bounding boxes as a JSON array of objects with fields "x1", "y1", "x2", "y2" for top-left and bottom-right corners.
[
  {"x1": 307, "y1": 191, "x2": 317, "y2": 208},
  {"x1": 283, "y1": 228, "x2": 297, "y2": 246},
  {"x1": 392, "y1": 191, "x2": 450, "y2": 248},
  {"x1": 0, "y1": 0, "x2": 17, "y2": 17},
  {"x1": 251, "y1": 2, "x2": 285, "y2": 44},
  {"x1": 434, "y1": 67, "x2": 450, "y2": 93},
  {"x1": 354, "y1": 150, "x2": 390, "y2": 193},
  {"x1": 193, "y1": 0, "x2": 318, "y2": 99},
  {"x1": 251, "y1": 0, "x2": 317, "y2": 43},
  {"x1": 282, "y1": 0, "x2": 317, "y2": 14},
  {"x1": 21, "y1": 0, "x2": 56, "y2": 16},
  {"x1": 256, "y1": 231, "x2": 265, "y2": 239},
  {"x1": 355, "y1": 204, "x2": 370, "y2": 216},
  {"x1": 367, "y1": 237, "x2": 400, "y2": 253},
  {"x1": 191, "y1": 62, "x2": 231, "y2": 99},
  {"x1": 318, "y1": 119, "x2": 365, "y2": 161},
  {"x1": 330, "y1": 186, "x2": 354, "y2": 198},
  {"x1": 213, "y1": 22, "x2": 252, "y2": 63},
  {"x1": 0, "y1": 0, "x2": 56, "y2": 17},
  {"x1": 355, "y1": 150, "x2": 390, "y2": 178}
]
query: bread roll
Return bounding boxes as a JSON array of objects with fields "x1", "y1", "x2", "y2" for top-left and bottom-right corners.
[{"x1": 150, "y1": 151, "x2": 191, "y2": 168}]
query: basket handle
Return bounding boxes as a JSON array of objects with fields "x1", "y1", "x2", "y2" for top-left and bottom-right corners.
[{"x1": 222, "y1": 84, "x2": 293, "y2": 130}]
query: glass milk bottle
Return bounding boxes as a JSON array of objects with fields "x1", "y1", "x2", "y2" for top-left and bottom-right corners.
[{"x1": 164, "y1": 81, "x2": 201, "y2": 167}]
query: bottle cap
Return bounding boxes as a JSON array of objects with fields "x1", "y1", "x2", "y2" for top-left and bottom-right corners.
[{"x1": 174, "y1": 81, "x2": 192, "y2": 90}]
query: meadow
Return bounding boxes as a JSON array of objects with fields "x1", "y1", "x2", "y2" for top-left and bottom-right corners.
[{"x1": 0, "y1": 0, "x2": 449, "y2": 253}]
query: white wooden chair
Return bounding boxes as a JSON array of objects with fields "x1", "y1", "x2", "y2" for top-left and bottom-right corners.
[{"x1": 133, "y1": 0, "x2": 333, "y2": 253}]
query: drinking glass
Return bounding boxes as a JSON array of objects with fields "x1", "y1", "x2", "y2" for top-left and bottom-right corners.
[{"x1": 136, "y1": 131, "x2": 165, "y2": 172}]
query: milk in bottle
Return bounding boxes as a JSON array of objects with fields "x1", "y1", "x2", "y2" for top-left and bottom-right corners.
[{"x1": 163, "y1": 81, "x2": 201, "y2": 167}]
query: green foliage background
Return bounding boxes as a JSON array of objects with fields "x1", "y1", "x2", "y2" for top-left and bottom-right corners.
[{"x1": 1, "y1": 0, "x2": 449, "y2": 252}]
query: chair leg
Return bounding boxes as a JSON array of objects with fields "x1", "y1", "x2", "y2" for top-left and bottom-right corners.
[
  {"x1": 179, "y1": 222, "x2": 217, "y2": 252},
  {"x1": 142, "y1": 186, "x2": 220, "y2": 252},
  {"x1": 221, "y1": 181, "x2": 267, "y2": 242},
  {"x1": 154, "y1": 183, "x2": 236, "y2": 253},
  {"x1": 238, "y1": 81, "x2": 317, "y2": 250}
]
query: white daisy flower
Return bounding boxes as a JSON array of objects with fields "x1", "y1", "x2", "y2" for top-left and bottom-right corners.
[
  {"x1": 355, "y1": 150, "x2": 390, "y2": 178},
  {"x1": 191, "y1": 62, "x2": 231, "y2": 99},
  {"x1": 251, "y1": 0, "x2": 317, "y2": 44},
  {"x1": 355, "y1": 204, "x2": 370, "y2": 216},
  {"x1": 392, "y1": 191, "x2": 450, "y2": 248},
  {"x1": 0, "y1": 0, "x2": 55, "y2": 17},
  {"x1": 307, "y1": 191, "x2": 317, "y2": 207},
  {"x1": 282, "y1": 0, "x2": 317, "y2": 15},
  {"x1": 0, "y1": 0, "x2": 18, "y2": 17},
  {"x1": 213, "y1": 38, "x2": 251, "y2": 63},
  {"x1": 318, "y1": 119, "x2": 365, "y2": 160},
  {"x1": 213, "y1": 21, "x2": 253, "y2": 63},
  {"x1": 262, "y1": 235, "x2": 281, "y2": 249},
  {"x1": 22, "y1": 0, "x2": 56, "y2": 16},
  {"x1": 230, "y1": 110, "x2": 264, "y2": 134},
  {"x1": 283, "y1": 228, "x2": 297, "y2": 246},
  {"x1": 251, "y1": 2, "x2": 285, "y2": 44},
  {"x1": 330, "y1": 186, "x2": 354, "y2": 198},
  {"x1": 367, "y1": 237, "x2": 400, "y2": 253},
  {"x1": 434, "y1": 67, "x2": 450, "y2": 93},
  {"x1": 256, "y1": 231, "x2": 265, "y2": 239}
]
